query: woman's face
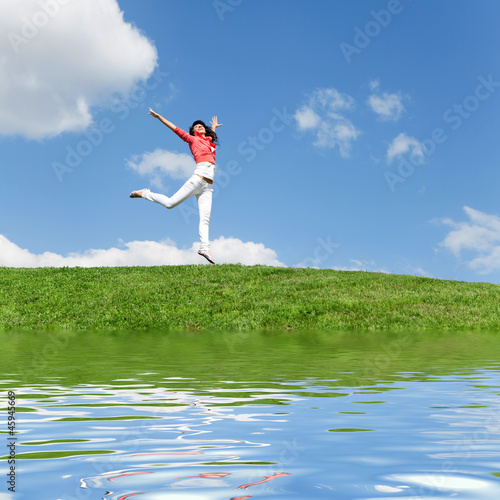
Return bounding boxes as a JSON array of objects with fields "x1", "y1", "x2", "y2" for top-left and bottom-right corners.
[{"x1": 193, "y1": 123, "x2": 206, "y2": 135}]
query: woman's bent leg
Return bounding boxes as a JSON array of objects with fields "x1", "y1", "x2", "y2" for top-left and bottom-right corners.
[
  {"x1": 197, "y1": 183, "x2": 213, "y2": 251},
  {"x1": 143, "y1": 175, "x2": 203, "y2": 209}
]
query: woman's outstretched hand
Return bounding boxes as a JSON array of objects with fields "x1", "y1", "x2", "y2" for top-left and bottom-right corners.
[
  {"x1": 149, "y1": 107, "x2": 160, "y2": 119},
  {"x1": 148, "y1": 108, "x2": 176, "y2": 132},
  {"x1": 210, "y1": 116, "x2": 223, "y2": 131}
]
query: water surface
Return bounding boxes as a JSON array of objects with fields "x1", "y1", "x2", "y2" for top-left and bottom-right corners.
[{"x1": 1, "y1": 331, "x2": 500, "y2": 499}]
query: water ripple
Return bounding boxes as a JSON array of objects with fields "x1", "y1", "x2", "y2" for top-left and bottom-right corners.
[{"x1": 3, "y1": 332, "x2": 500, "y2": 499}]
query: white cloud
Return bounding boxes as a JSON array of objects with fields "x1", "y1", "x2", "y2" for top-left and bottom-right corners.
[
  {"x1": 313, "y1": 88, "x2": 355, "y2": 112},
  {"x1": 0, "y1": 0, "x2": 157, "y2": 139},
  {"x1": 331, "y1": 259, "x2": 389, "y2": 274},
  {"x1": 127, "y1": 149, "x2": 195, "y2": 189},
  {"x1": 212, "y1": 237, "x2": 284, "y2": 266},
  {"x1": 0, "y1": 235, "x2": 284, "y2": 267},
  {"x1": 294, "y1": 88, "x2": 360, "y2": 157},
  {"x1": 313, "y1": 117, "x2": 360, "y2": 156},
  {"x1": 387, "y1": 133, "x2": 424, "y2": 164},
  {"x1": 295, "y1": 256, "x2": 388, "y2": 273},
  {"x1": 436, "y1": 206, "x2": 500, "y2": 274},
  {"x1": 295, "y1": 107, "x2": 321, "y2": 130},
  {"x1": 368, "y1": 92, "x2": 405, "y2": 121},
  {"x1": 410, "y1": 267, "x2": 432, "y2": 278}
]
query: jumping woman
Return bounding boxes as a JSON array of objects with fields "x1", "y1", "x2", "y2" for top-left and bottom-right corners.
[{"x1": 130, "y1": 108, "x2": 222, "y2": 264}]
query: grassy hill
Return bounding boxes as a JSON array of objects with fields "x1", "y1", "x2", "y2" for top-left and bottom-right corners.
[{"x1": 1, "y1": 265, "x2": 499, "y2": 331}]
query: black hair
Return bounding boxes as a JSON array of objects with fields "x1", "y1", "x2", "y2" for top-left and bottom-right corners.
[{"x1": 189, "y1": 120, "x2": 219, "y2": 145}]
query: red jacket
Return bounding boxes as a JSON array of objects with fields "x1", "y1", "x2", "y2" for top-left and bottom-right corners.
[{"x1": 174, "y1": 127, "x2": 217, "y2": 164}]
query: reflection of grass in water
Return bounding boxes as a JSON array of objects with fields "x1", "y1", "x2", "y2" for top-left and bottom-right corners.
[
  {"x1": 201, "y1": 461, "x2": 278, "y2": 466},
  {"x1": 43, "y1": 403, "x2": 187, "y2": 408},
  {"x1": 21, "y1": 439, "x2": 90, "y2": 446},
  {"x1": 1, "y1": 265, "x2": 500, "y2": 331},
  {"x1": 1, "y1": 450, "x2": 114, "y2": 460},
  {"x1": 328, "y1": 428, "x2": 374, "y2": 432},
  {"x1": 458, "y1": 405, "x2": 490, "y2": 408},
  {"x1": 209, "y1": 399, "x2": 292, "y2": 407},
  {"x1": 294, "y1": 392, "x2": 350, "y2": 398},
  {"x1": 13, "y1": 394, "x2": 60, "y2": 399},
  {"x1": 2, "y1": 329, "x2": 500, "y2": 392},
  {"x1": 0, "y1": 406, "x2": 36, "y2": 412},
  {"x1": 55, "y1": 416, "x2": 162, "y2": 422},
  {"x1": 430, "y1": 405, "x2": 490, "y2": 409}
]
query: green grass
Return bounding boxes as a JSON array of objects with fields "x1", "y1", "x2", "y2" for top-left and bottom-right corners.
[{"x1": 0, "y1": 265, "x2": 499, "y2": 331}]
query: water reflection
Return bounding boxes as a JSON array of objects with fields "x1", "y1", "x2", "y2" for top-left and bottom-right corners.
[
  {"x1": 2, "y1": 331, "x2": 500, "y2": 499},
  {"x1": 97, "y1": 470, "x2": 291, "y2": 500}
]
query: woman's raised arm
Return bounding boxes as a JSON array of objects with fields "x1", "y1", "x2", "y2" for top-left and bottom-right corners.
[{"x1": 149, "y1": 108, "x2": 176, "y2": 131}]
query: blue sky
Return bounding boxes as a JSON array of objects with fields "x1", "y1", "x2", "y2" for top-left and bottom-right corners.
[{"x1": 2, "y1": 0, "x2": 500, "y2": 283}]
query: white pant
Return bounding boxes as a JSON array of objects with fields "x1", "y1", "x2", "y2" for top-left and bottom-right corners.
[{"x1": 143, "y1": 175, "x2": 214, "y2": 251}]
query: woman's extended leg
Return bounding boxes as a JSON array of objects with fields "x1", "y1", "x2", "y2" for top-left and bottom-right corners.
[{"x1": 141, "y1": 175, "x2": 204, "y2": 209}]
